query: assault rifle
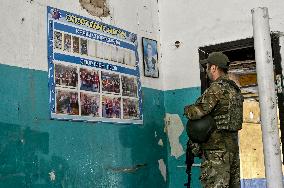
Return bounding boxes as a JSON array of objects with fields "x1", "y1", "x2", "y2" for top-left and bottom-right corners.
[
  {"x1": 184, "y1": 116, "x2": 214, "y2": 187},
  {"x1": 184, "y1": 140, "x2": 194, "y2": 188}
]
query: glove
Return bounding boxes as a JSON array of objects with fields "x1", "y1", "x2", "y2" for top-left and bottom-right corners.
[{"x1": 184, "y1": 105, "x2": 192, "y2": 118}]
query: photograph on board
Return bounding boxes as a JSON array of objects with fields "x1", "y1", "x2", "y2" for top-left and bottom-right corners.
[
  {"x1": 105, "y1": 44, "x2": 112, "y2": 61},
  {"x1": 121, "y1": 76, "x2": 138, "y2": 98},
  {"x1": 96, "y1": 42, "x2": 103, "y2": 59},
  {"x1": 80, "y1": 38, "x2": 88, "y2": 55},
  {"x1": 100, "y1": 43, "x2": 107, "y2": 60},
  {"x1": 88, "y1": 40, "x2": 97, "y2": 57},
  {"x1": 72, "y1": 36, "x2": 80, "y2": 53},
  {"x1": 117, "y1": 48, "x2": 124, "y2": 64},
  {"x1": 123, "y1": 50, "x2": 131, "y2": 66},
  {"x1": 54, "y1": 31, "x2": 63, "y2": 50},
  {"x1": 123, "y1": 98, "x2": 139, "y2": 119},
  {"x1": 129, "y1": 51, "x2": 136, "y2": 67},
  {"x1": 55, "y1": 63, "x2": 78, "y2": 87},
  {"x1": 142, "y1": 37, "x2": 159, "y2": 78},
  {"x1": 111, "y1": 46, "x2": 118, "y2": 62},
  {"x1": 56, "y1": 89, "x2": 79, "y2": 115},
  {"x1": 80, "y1": 68, "x2": 100, "y2": 92},
  {"x1": 102, "y1": 95, "x2": 121, "y2": 118},
  {"x1": 63, "y1": 33, "x2": 71, "y2": 52},
  {"x1": 101, "y1": 72, "x2": 120, "y2": 94},
  {"x1": 80, "y1": 92, "x2": 100, "y2": 117}
]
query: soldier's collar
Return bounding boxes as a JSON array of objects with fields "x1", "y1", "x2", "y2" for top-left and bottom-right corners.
[{"x1": 214, "y1": 74, "x2": 229, "y2": 82}]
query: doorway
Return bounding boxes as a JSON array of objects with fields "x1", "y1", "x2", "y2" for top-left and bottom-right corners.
[{"x1": 198, "y1": 34, "x2": 284, "y2": 183}]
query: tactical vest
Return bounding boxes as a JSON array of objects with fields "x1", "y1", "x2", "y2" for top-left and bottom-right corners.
[{"x1": 213, "y1": 79, "x2": 244, "y2": 131}]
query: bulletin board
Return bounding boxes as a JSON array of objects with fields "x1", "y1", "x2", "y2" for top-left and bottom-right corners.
[{"x1": 47, "y1": 7, "x2": 143, "y2": 124}]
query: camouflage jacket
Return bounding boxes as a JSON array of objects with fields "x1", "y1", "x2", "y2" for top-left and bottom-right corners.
[{"x1": 184, "y1": 75, "x2": 243, "y2": 150}]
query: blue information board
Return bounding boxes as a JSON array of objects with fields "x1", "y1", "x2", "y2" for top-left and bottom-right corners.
[{"x1": 47, "y1": 7, "x2": 143, "y2": 124}]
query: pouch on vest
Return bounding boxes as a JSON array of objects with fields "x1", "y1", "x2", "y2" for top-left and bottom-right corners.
[{"x1": 215, "y1": 79, "x2": 243, "y2": 131}]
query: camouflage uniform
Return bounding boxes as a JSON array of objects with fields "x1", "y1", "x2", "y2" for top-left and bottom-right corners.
[{"x1": 184, "y1": 75, "x2": 243, "y2": 188}]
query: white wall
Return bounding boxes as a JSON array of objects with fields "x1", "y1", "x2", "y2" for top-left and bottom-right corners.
[
  {"x1": 0, "y1": 0, "x2": 163, "y2": 90},
  {"x1": 159, "y1": 0, "x2": 284, "y2": 91},
  {"x1": 4, "y1": 0, "x2": 284, "y2": 91}
]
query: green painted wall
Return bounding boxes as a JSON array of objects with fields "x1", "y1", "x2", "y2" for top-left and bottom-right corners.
[
  {"x1": 164, "y1": 88, "x2": 202, "y2": 188},
  {"x1": 163, "y1": 87, "x2": 272, "y2": 188},
  {"x1": 0, "y1": 64, "x2": 168, "y2": 188}
]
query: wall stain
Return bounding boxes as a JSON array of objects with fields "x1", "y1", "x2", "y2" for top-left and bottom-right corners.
[
  {"x1": 164, "y1": 113, "x2": 185, "y2": 159},
  {"x1": 158, "y1": 159, "x2": 167, "y2": 182},
  {"x1": 79, "y1": 0, "x2": 110, "y2": 17},
  {"x1": 107, "y1": 164, "x2": 147, "y2": 173}
]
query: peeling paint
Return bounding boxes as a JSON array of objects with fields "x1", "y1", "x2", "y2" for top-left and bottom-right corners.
[
  {"x1": 164, "y1": 113, "x2": 185, "y2": 158},
  {"x1": 79, "y1": 0, "x2": 110, "y2": 17},
  {"x1": 49, "y1": 170, "x2": 56, "y2": 181},
  {"x1": 158, "y1": 159, "x2": 167, "y2": 182},
  {"x1": 158, "y1": 139, "x2": 163, "y2": 146}
]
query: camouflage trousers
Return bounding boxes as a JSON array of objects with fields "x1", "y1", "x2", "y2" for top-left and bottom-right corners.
[{"x1": 200, "y1": 149, "x2": 240, "y2": 188}]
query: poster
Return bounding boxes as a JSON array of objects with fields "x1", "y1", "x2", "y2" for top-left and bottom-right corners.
[
  {"x1": 142, "y1": 37, "x2": 159, "y2": 78},
  {"x1": 48, "y1": 7, "x2": 142, "y2": 124}
]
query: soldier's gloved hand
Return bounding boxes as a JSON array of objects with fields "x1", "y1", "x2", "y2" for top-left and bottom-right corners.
[
  {"x1": 189, "y1": 140, "x2": 202, "y2": 157},
  {"x1": 184, "y1": 105, "x2": 191, "y2": 118}
]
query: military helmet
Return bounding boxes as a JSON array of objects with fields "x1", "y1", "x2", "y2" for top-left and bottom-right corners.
[{"x1": 186, "y1": 115, "x2": 216, "y2": 143}]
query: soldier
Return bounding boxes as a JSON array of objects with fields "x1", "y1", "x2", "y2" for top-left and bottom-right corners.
[{"x1": 184, "y1": 52, "x2": 243, "y2": 188}]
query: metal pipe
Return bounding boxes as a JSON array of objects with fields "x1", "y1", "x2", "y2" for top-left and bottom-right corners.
[{"x1": 252, "y1": 7, "x2": 283, "y2": 188}]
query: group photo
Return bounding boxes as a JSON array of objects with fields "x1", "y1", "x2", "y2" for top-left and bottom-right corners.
[
  {"x1": 102, "y1": 96, "x2": 121, "y2": 118},
  {"x1": 101, "y1": 72, "x2": 120, "y2": 94},
  {"x1": 56, "y1": 90, "x2": 79, "y2": 115},
  {"x1": 122, "y1": 98, "x2": 139, "y2": 119},
  {"x1": 55, "y1": 63, "x2": 78, "y2": 88},
  {"x1": 121, "y1": 76, "x2": 138, "y2": 98},
  {"x1": 80, "y1": 92, "x2": 100, "y2": 117},
  {"x1": 80, "y1": 68, "x2": 100, "y2": 92}
]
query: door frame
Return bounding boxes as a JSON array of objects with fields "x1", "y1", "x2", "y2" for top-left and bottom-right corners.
[{"x1": 198, "y1": 33, "x2": 284, "y2": 162}]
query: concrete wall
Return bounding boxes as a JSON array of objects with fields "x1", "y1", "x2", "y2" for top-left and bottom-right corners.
[
  {"x1": 0, "y1": 0, "x2": 168, "y2": 187},
  {"x1": 0, "y1": 0, "x2": 163, "y2": 90},
  {"x1": 2, "y1": 0, "x2": 284, "y2": 187},
  {"x1": 159, "y1": 0, "x2": 284, "y2": 90}
]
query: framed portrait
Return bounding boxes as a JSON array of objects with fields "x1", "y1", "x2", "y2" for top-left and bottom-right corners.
[{"x1": 142, "y1": 37, "x2": 159, "y2": 78}]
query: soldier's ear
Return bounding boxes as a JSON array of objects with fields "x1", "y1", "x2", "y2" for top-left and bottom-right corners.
[{"x1": 211, "y1": 65, "x2": 217, "y2": 71}]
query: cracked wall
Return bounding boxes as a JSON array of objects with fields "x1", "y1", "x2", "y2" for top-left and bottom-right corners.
[
  {"x1": 0, "y1": 0, "x2": 166, "y2": 187},
  {"x1": 79, "y1": 0, "x2": 110, "y2": 17}
]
